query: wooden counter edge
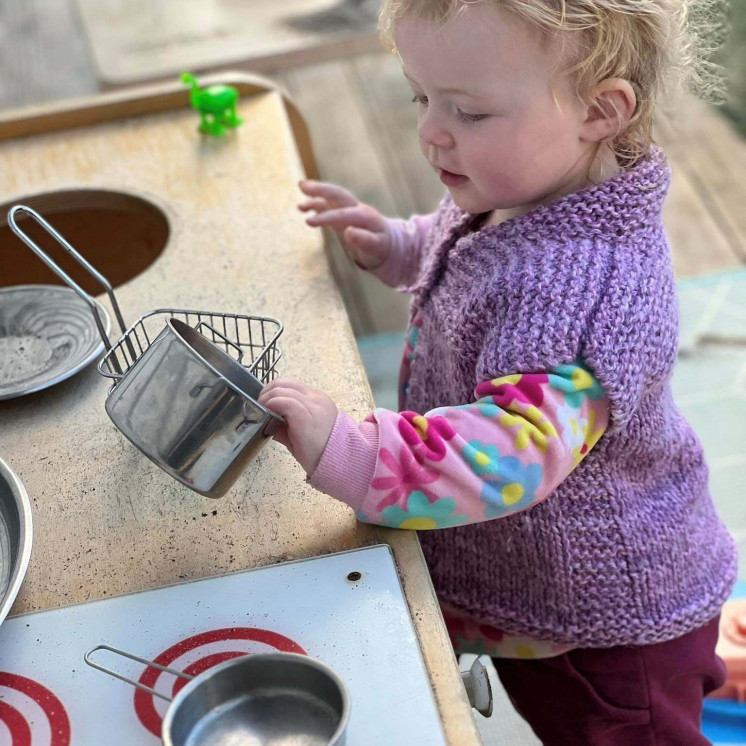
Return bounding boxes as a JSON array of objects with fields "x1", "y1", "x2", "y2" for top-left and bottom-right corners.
[
  {"x1": 384, "y1": 531, "x2": 484, "y2": 745},
  {"x1": 0, "y1": 71, "x2": 318, "y2": 181}
]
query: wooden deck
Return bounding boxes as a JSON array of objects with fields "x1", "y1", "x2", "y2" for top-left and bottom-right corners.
[{"x1": 3, "y1": 0, "x2": 745, "y2": 338}]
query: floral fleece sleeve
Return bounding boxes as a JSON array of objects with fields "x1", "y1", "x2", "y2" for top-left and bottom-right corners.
[{"x1": 309, "y1": 360, "x2": 610, "y2": 530}]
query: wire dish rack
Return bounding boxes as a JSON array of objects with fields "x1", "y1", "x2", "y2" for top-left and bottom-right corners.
[{"x1": 98, "y1": 309, "x2": 282, "y2": 385}]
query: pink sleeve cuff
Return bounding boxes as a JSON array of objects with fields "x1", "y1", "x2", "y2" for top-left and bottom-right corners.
[
  {"x1": 371, "y1": 214, "x2": 436, "y2": 290},
  {"x1": 307, "y1": 411, "x2": 379, "y2": 513}
]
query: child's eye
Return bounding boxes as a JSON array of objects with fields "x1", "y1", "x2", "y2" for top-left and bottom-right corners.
[
  {"x1": 411, "y1": 94, "x2": 429, "y2": 107},
  {"x1": 456, "y1": 108, "x2": 487, "y2": 124}
]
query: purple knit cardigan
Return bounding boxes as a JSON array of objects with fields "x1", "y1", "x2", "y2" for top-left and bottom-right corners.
[{"x1": 406, "y1": 147, "x2": 736, "y2": 647}]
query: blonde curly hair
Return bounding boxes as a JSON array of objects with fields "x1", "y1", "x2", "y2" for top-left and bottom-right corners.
[{"x1": 379, "y1": 0, "x2": 728, "y2": 166}]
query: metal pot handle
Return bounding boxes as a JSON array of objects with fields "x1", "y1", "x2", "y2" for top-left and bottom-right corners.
[
  {"x1": 191, "y1": 321, "x2": 286, "y2": 425},
  {"x1": 84, "y1": 644, "x2": 194, "y2": 702},
  {"x1": 7, "y1": 205, "x2": 129, "y2": 353},
  {"x1": 195, "y1": 321, "x2": 245, "y2": 362}
]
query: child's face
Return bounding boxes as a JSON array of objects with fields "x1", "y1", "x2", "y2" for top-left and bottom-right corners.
[{"x1": 395, "y1": 4, "x2": 593, "y2": 215}]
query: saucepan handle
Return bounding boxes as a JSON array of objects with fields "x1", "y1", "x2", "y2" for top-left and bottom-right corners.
[
  {"x1": 84, "y1": 644, "x2": 194, "y2": 702},
  {"x1": 195, "y1": 321, "x2": 245, "y2": 362},
  {"x1": 7, "y1": 205, "x2": 129, "y2": 352}
]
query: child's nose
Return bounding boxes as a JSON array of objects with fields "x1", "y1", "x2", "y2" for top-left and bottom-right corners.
[{"x1": 418, "y1": 113, "x2": 455, "y2": 152}]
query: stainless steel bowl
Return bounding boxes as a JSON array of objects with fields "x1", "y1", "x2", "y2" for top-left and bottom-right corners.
[{"x1": 0, "y1": 457, "x2": 32, "y2": 624}]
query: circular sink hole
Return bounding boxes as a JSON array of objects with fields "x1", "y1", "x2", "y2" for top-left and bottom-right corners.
[{"x1": 0, "y1": 190, "x2": 169, "y2": 294}]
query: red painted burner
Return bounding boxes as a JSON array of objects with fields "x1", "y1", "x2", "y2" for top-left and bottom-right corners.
[
  {"x1": 133, "y1": 627, "x2": 306, "y2": 736},
  {"x1": 0, "y1": 672, "x2": 71, "y2": 746}
]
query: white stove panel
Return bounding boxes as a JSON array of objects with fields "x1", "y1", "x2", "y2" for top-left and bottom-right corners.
[{"x1": 0, "y1": 545, "x2": 447, "y2": 745}]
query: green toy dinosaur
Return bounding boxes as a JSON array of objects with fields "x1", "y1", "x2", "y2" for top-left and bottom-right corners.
[{"x1": 181, "y1": 73, "x2": 243, "y2": 136}]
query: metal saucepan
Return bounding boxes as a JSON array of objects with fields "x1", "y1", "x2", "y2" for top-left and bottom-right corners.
[
  {"x1": 85, "y1": 646, "x2": 350, "y2": 746},
  {"x1": 7, "y1": 205, "x2": 284, "y2": 498},
  {"x1": 0, "y1": 457, "x2": 32, "y2": 626},
  {"x1": 105, "y1": 317, "x2": 284, "y2": 497}
]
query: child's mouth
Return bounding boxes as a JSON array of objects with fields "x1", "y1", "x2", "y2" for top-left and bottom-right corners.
[{"x1": 438, "y1": 168, "x2": 469, "y2": 187}]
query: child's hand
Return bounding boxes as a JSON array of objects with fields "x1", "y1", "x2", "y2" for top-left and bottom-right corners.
[
  {"x1": 298, "y1": 180, "x2": 392, "y2": 270},
  {"x1": 258, "y1": 377, "x2": 338, "y2": 476}
]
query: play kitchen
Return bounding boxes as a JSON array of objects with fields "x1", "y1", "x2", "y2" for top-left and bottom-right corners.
[{"x1": 0, "y1": 75, "x2": 484, "y2": 744}]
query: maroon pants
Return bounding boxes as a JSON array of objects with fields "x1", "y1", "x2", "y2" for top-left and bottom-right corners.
[{"x1": 492, "y1": 617, "x2": 726, "y2": 745}]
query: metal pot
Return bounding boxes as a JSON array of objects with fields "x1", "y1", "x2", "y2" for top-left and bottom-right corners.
[
  {"x1": 85, "y1": 646, "x2": 350, "y2": 746},
  {"x1": 106, "y1": 318, "x2": 283, "y2": 497}
]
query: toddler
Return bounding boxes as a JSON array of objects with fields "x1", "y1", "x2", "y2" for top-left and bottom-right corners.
[{"x1": 258, "y1": 0, "x2": 736, "y2": 742}]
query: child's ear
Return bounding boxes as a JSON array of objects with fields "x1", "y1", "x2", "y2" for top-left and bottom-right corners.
[{"x1": 579, "y1": 79, "x2": 636, "y2": 142}]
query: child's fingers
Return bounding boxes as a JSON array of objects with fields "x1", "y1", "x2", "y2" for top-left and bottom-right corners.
[
  {"x1": 269, "y1": 425, "x2": 290, "y2": 450},
  {"x1": 260, "y1": 376, "x2": 299, "y2": 394},
  {"x1": 344, "y1": 226, "x2": 384, "y2": 251},
  {"x1": 259, "y1": 383, "x2": 317, "y2": 416},
  {"x1": 298, "y1": 180, "x2": 357, "y2": 207},
  {"x1": 258, "y1": 385, "x2": 295, "y2": 408},
  {"x1": 260, "y1": 394, "x2": 311, "y2": 425},
  {"x1": 305, "y1": 206, "x2": 382, "y2": 231},
  {"x1": 298, "y1": 198, "x2": 328, "y2": 213},
  {"x1": 260, "y1": 377, "x2": 312, "y2": 397},
  {"x1": 261, "y1": 385, "x2": 309, "y2": 403}
]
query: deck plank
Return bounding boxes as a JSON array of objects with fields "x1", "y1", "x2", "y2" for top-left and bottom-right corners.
[
  {"x1": 352, "y1": 51, "x2": 444, "y2": 216},
  {"x1": 73, "y1": 0, "x2": 381, "y2": 86},
  {"x1": 0, "y1": 0, "x2": 97, "y2": 108},
  {"x1": 655, "y1": 115, "x2": 744, "y2": 277},
  {"x1": 656, "y1": 96, "x2": 746, "y2": 263},
  {"x1": 279, "y1": 61, "x2": 411, "y2": 335}
]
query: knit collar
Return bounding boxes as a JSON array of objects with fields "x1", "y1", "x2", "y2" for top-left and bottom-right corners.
[
  {"x1": 411, "y1": 146, "x2": 670, "y2": 304},
  {"x1": 455, "y1": 145, "x2": 670, "y2": 244}
]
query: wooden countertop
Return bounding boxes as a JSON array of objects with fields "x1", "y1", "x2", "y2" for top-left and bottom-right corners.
[{"x1": 0, "y1": 74, "x2": 481, "y2": 745}]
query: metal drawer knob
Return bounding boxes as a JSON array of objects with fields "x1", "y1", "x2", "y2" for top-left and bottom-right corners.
[{"x1": 461, "y1": 657, "x2": 494, "y2": 718}]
